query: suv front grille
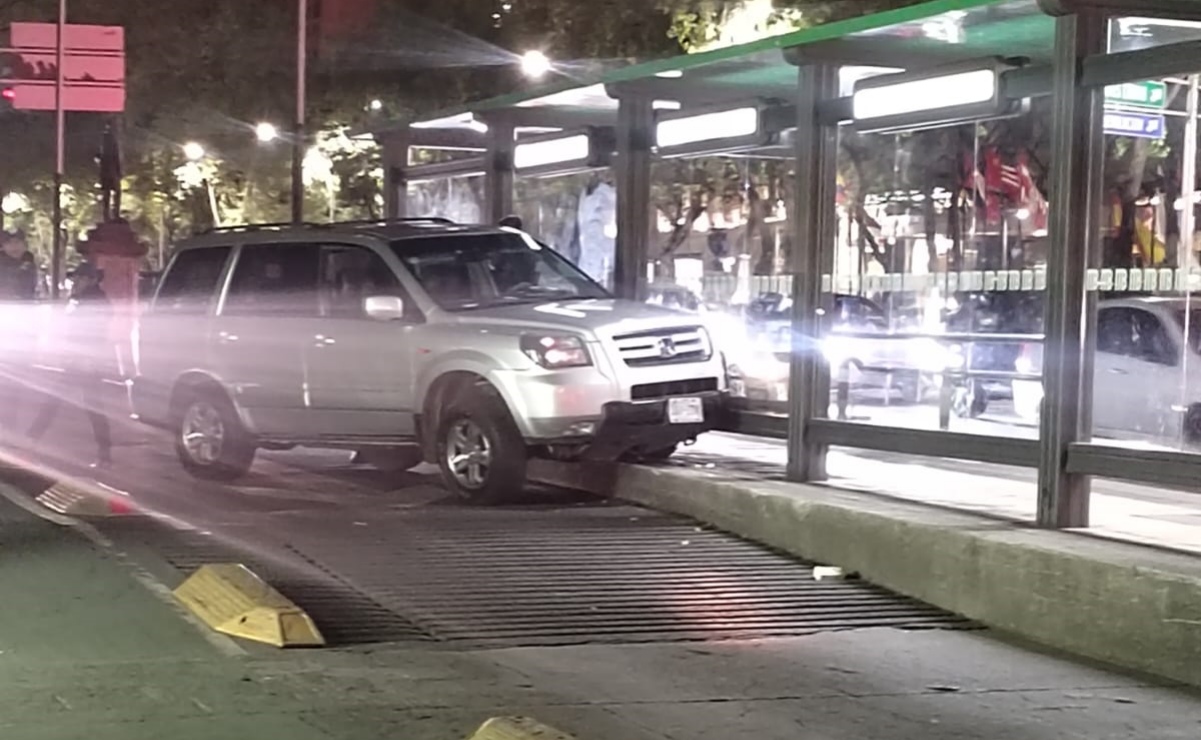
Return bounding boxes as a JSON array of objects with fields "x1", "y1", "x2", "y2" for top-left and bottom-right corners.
[
  {"x1": 613, "y1": 326, "x2": 711, "y2": 366},
  {"x1": 631, "y1": 377, "x2": 719, "y2": 400}
]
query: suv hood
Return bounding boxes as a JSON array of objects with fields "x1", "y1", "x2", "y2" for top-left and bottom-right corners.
[{"x1": 451, "y1": 298, "x2": 703, "y2": 336}]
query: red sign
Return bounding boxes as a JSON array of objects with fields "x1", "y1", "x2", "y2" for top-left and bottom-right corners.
[
  {"x1": 6, "y1": 22, "x2": 124, "y2": 112},
  {"x1": 8, "y1": 83, "x2": 124, "y2": 112},
  {"x1": 11, "y1": 23, "x2": 124, "y2": 52}
]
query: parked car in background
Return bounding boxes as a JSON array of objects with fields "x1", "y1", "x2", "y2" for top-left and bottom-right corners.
[
  {"x1": 1011, "y1": 297, "x2": 1201, "y2": 447},
  {"x1": 734, "y1": 292, "x2": 946, "y2": 404}
]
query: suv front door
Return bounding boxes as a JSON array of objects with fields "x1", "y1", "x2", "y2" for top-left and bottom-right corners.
[
  {"x1": 215, "y1": 242, "x2": 320, "y2": 436},
  {"x1": 305, "y1": 243, "x2": 418, "y2": 438}
]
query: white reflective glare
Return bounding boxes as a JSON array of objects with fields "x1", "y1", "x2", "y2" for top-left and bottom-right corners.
[
  {"x1": 254, "y1": 122, "x2": 278, "y2": 143},
  {"x1": 411, "y1": 112, "x2": 488, "y2": 133},
  {"x1": 853, "y1": 68, "x2": 997, "y2": 121},
  {"x1": 182, "y1": 141, "x2": 205, "y2": 161},
  {"x1": 656, "y1": 107, "x2": 759, "y2": 148},
  {"x1": 520, "y1": 50, "x2": 552, "y2": 79},
  {"x1": 513, "y1": 134, "x2": 590, "y2": 170}
]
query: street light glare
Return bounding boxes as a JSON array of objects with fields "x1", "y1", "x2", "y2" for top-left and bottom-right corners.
[
  {"x1": 183, "y1": 141, "x2": 205, "y2": 161},
  {"x1": 255, "y1": 122, "x2": 279, "y2": 143},
  {"x1": 520, "y1": 50, "x2": 551, "y2": 79},
  {"x1": 369, "y1": 99, "x2": 383, "y2": 111}
]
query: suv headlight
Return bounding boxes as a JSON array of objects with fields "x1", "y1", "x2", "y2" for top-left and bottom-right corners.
[{"x1": 521, "y1": 334, "x2": 592, "y2": 369}]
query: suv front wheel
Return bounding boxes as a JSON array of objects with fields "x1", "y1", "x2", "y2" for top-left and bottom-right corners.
[
  {"x1": 435, "y1": 384, "x2": 526, "y2": 504},
  {"x1": 174, "y1": 389, "x2": 256, "y2": 481}
]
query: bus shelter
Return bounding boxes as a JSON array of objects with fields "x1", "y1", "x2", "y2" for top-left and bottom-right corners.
[{"x1": 373, "y1": 0, "x2": 1201, "y2": 530}]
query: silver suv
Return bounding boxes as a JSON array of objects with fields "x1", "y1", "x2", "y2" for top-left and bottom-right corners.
[{"x1": 133, "y1": 219, "x2": 728, "y2": 502}]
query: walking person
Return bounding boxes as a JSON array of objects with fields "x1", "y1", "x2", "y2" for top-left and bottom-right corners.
[
  {"x1": 26, "y1": 262, "x2": 113, "y2": 468},
  {"x1": 0, "y1": 231, "x2": 38, "y2": 435}
]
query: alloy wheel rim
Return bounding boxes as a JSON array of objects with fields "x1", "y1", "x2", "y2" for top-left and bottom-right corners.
[
  {"x1": 182, "y1": 401, "x2": 225, "y2": 465},
  {"x1": 445, "y1": 419, "x2": 492, "y2": 490}
]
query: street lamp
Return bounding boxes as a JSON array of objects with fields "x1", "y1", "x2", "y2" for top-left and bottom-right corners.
[
  {"x1": 255, "y1": 122, "x2": 279, "y2": 143},
  {"x1": 520, "y1": 50, "x2": 551, "y2": 79},
  {"x1": 183, "y1": 141, "x2": 206, "y2": 161},
  {"x1": 369, "y1": 99, "x2": 383, "y2": 112}
]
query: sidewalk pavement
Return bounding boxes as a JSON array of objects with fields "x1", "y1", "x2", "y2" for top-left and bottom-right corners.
[
  {"x1": 677, "y1": 432, "x2": 1201, "y2": 556},
  {"x1": 0, "y1": 492, "x2": 340, "y2": 740}
]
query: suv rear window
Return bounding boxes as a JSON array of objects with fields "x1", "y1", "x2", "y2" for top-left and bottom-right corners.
[
  {"x1": 391, "y1": 232, "x2": 608, "y2": 311},
  {"x1": 154, "y1": 247, "x2": 231, "y2": 314}
]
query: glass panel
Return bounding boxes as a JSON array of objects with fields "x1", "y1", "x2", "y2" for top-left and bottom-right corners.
[
  {"x1": 820, "y1": 98, "x2": 1051, "y2": 437},
  {"x1": 1087, "y1": 70, "x2": 1201, "y2": 453},
  {"x1": 1109, "y1": 17, "x2": 1201, "y2": 53},
  {"x1": 844, "y1": 0, "x2": 1052, "y2": 64},
  {"x1": 647, "y1": 153, "x2": 795, "y2": 414},
  {"x1": 513, "y1": 170, "x2": 615, "y2": 289},
  {"x1": 405, "y1": 174, "x2": 485, "y2": 224}
]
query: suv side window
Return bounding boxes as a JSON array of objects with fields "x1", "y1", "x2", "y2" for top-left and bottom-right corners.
[
  {"x1": 154, "y1": 247, "x2": 231, "y2": 314},
  {"x1": 1131, "y1": 309, "x2": 1178, "y2": 366},
  {"x1": 223, "y1": 243, "x2": 319, "y2": 317},
  {"x1": 1097, "y1": 308, "x2": 1136, "y2": 356},
  {"x1": 318, "y1": 245, "x2": 412, "y2": 320}
]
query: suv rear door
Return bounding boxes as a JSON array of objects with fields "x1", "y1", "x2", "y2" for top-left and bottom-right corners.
[
  {"x1": 214, "y1": 242, "x2": 319, "y2": 436},
  {"x1": 137, "y1": 245, "x2": 232, "y2": 424}
]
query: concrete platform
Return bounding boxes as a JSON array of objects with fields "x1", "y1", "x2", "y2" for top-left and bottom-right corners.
[{"x1": 530, "y1": 457, "x2": 1201, "y2": 688}]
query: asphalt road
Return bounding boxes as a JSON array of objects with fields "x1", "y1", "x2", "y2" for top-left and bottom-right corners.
[{"x1": 5, "y1": 385, "x2": 1201, "y2": 738}]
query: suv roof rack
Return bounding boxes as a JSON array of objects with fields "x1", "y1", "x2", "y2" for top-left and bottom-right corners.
[{"x1": 201, "y1": 217, "x2": 455, "y2": 235}]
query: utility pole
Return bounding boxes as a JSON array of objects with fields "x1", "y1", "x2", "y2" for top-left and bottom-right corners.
[
  {"x1": 51, "y1": 0, "x2": 65, "y2": 298},
  {"x1": 291, "y1": 0, "x2": 307, "y2": 225}
]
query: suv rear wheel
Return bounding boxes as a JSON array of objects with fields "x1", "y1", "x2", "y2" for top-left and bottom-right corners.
[
  {"x1": 436, "y1": 384, "x2": 526, "y2": 504},
  {"x1": 174, "y1": 389, "x2": 256, "y2": 481}
]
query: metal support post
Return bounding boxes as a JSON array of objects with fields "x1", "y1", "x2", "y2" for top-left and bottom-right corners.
[
  {"x1": 1037, "y1": 12, "x2": 1106, "y2": 529},
  {"x1": 381, "y1": 131, "x2": 409, "y2": 219},
  {"x1": 291, "y1": 0, "x2": 308, "y2": 225},
  {"x1": 613, "y1": 97, "x2": 653, "y2": 300},
  {"x1": 786, "y1": 64, "x2": 839, "y2": 483},
  {"x1": 51, "y1": 0, "x2": 65, "y2": 299},
  {"x1": 484, "y1": 118, "x2": 515, "y2": 225}
]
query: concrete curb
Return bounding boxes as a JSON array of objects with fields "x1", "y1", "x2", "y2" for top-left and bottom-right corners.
[{"x1": 590, "y1": 462, "x2": 1201, "y2": 687}]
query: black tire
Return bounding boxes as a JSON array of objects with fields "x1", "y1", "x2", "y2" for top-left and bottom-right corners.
[
  {"x1": 173, "y1": 387, "x2": 256, "y2": 481},
  {"x1": 353, "y1": 446, "x2": 424, "y2": 473},
  {"x1": 435, "y1": 384, "x2": 527, "y2": 504}
]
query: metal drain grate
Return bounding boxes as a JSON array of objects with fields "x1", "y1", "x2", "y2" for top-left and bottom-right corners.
[
  {"x1": 283, "y1": 504, "x2": 972, "y2": 647},
  {"x1": 102, "y1": 519, "x2": 430, "y2": 646}
]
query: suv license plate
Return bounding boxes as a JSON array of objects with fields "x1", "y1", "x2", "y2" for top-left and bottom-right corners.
[{"x1": 667, "y1": 397, "x2": 704, "y2": 424}]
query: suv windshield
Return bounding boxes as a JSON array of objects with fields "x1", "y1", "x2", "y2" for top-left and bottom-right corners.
[{"x1": 392, "y1": 232, "x2": 609, "y2": 311}]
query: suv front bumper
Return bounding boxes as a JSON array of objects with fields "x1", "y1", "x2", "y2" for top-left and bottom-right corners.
[{"x1": 580, "y1": 391, "x2": 726, "y2": 461}]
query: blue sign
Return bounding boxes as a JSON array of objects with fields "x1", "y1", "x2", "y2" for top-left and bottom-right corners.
[{"x1": 1103, "y1": 111, "x2": 1166, "y2": 140}]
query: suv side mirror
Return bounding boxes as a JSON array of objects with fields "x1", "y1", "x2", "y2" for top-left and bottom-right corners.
[{"x1": 364, "y1": 295, "x2": 405, "y2": 321}]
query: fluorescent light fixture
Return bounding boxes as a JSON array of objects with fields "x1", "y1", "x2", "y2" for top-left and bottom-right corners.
[
  {"x1": 655, "y1": 70, "x2": 684, "y2": 78},
  {"x1": 850, "y1": 60, "x2": 1022, "y2": 133},
  {"x1": 412, "y1": 112, "x2": 489, "y2": 133},
  {"x1": 838, "y1": 65, "x2": 904, "y2": 97},
  {"x1": 652, "y1": 99, "x2": 682, "y2": 111},
  {"x1": 513, "y1": 134, "x2": 590, "y2": 170},
  {"x1": 854, "y1": 68, "x2": 996, "y2": 121},
  {"x1": 656, "y1": 107, "x2": 759, "y2": 149}
]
